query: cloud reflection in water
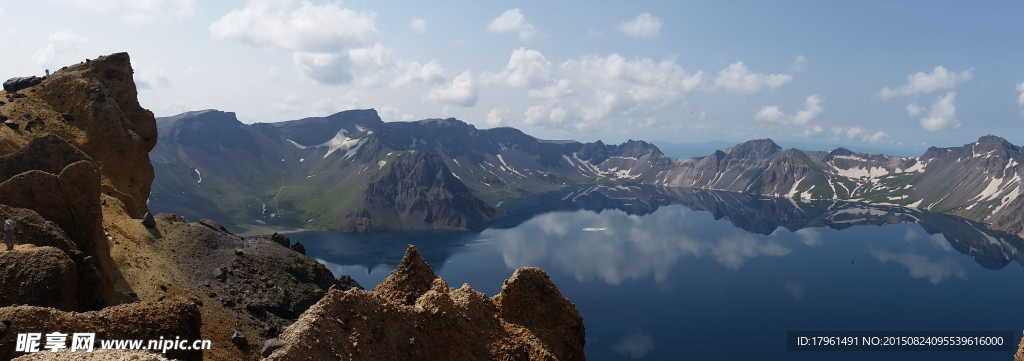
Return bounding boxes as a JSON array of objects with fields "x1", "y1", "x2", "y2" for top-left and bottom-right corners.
[{"x1": 490, "y1": 206, "x2": 791, "y2": 285}]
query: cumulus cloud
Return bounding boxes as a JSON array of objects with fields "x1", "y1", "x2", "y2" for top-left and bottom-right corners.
[
  {"x1": 870, "y1": 248, "x2": 967, "y2": 284},
  {"x1": 906, "y1": 103, "x2": 923, "y2": 117},
  {"x1": 32, "y1": 29, "x2": 88, "y2": 67},
  {"x1": 293, "y1": 51, "x2": 353, "y2": 85},
  {"x1": 487, "y1": 9, "x2": 536, "y2": 41},
  {"x1": 429, "y1": 70, "x2": 478, "y2": 107},
  {"x1": 482, "y1": 48, "x2": 552, "y2": 88},
  {"x1": 523, "y1": 53, "x2": 704, "y2": 131},
  {"x1": 616, "y1": 13, "x2": 662, "y2": 39},
  {"x1": 754, "y1": 95, "x2": 823, "y2": 125},
  {"x1": 876, "y1": 66, "x2": 973, "y2": 100},
  {"x1": 59, "y1": 0, "x2": 194, "y2": 25},
  {"x1": 844, "y1": 126, "x2": 864, "y2": 138},
  {"x1": 861, "y1": 131, "x2": 888, "y2": 143},
  {"x1": 712, "y1": 62, "x2": 793, "y2": 95},
  {"x1": 390, "y1": 60, "x2": 445, "y2": 88},
  {"x1": 211, "y1": 0, "x2": 387, "y2": 85},
  {"x1": 132, "y1": 61, "x2": 171, "y2": 89},
  {"x1": 210, "y1": 0, "x2": 376, "y2": 52},
  {"x1": 409, "y1": 17, "x2": 426, "y2": 34},
  {"x1": 485, "y1": 107, "x2": 509, "y2": 127},
  {"x1": 788, "y1": 55, "x2": 808, "y2": 72},
  {"x1": 288, "y1": 41, "x2": 445, "y2": 87},
  {"x1": 913, "y1": 92, "x2": 960, "y2": 131}
]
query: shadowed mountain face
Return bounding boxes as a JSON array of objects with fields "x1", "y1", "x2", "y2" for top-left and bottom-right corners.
[{"x1": 149, "y1": 109, "x2": 1024, "y2": 234}]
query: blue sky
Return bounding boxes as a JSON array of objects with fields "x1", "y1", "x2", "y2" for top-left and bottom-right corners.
[{"x1": 1, "y1": 1, "x2": 1023, "y2": 154}]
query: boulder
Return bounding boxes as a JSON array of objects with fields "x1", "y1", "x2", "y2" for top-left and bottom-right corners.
[
  {"x1": 213, "y1": 267, "x2": 227, "y2": 282},
  {"x1": 289, "y1": 242, "x2": 305, "y2": 255},
  {"x1": 271, "y1": 232, "x2": 290, "y2": 248},
  {"x1": 3, "y1": 76, "x2": 42, "y2": 93},
  {"x1": 199, "y1": 219, "x2": 227, "y2": 233},
  {"x1": 336, "y1": 275, "x2": 363, "y2": 291},
  {"x1": 142, "y1": 212, "x2": 156, "y2": 228},
  {"x1": 231, "y1": 330, "x2": 247, "y2": 347},
  {"x1": 260, "y1": 338, "x2": 286, "y2": 357}
]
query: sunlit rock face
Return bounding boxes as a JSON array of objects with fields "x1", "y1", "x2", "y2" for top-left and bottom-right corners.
[{"x1": 265, "y1": 245, "x2": 586, "y2": 361}]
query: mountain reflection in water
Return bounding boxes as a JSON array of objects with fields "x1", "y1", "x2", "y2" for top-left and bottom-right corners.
[{"x1": 292, "y1": 185, "x2": 1024, "y2": 360}]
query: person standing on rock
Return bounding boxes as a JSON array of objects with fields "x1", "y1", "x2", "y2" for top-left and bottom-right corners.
[{"x1": 3, "y1": 215, "x2": 14, "y2": 251}]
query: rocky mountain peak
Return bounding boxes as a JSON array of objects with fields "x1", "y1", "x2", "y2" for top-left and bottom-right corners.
[{"x1": 725, "y1": 138, "x2": 781, "y2": 159}]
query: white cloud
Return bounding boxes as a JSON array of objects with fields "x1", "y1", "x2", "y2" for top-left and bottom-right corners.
[
  {"x1": 876, "y1": 66, "x2": 973, "y2": 100},
  {"x1": 429, "y1": 70, "x2": 478, "y2": 107},
  {"x1": 390, "y1": 60, "x2": 445, "y2": 88},
  {"x1": 409, "y1": 18, "x2": 426, "y2": 34},
  {"x1": 712, "y1": 62, "x2": 793, "y2": 95},
  {"x1": 906, "y1": 103, "x2": 923, "y2": 117},
  {"x1": 845, "y1": 126, "x2": 864, "y2": 138},
  {"x1": 210, "y1": 0, "x2": 376, "y2": 53},
  {"x1": 486, "y1": 9, "x2": 536, "y2": 41},
  {"x1": 755, "y1": 106, "x2": 785, "y2": 122},
  {"x1": 211, "y1": 0, "x2": 380, "y2": 86},
  {"x1": 616, "y1": 13, "x2": 662, "y2": 39},
  {"x1": 484, "y1": 107, "x2": 508, "y2": 127},
  {"x1": 293, "y1": 51, "x2": 352, "y2": 85},
  {"x1": 861, "y1": 131, "x2": 888, "y2": 143},
  {"x1": 916, "y1": 92, "x2": 961, "y2": 131},
  {"x1": 32, "y1": 29, "x2": 87, "y2": 67},
  {"x1": 1016, "y1": 82, "x2": 1024, "y2": 113},
  {"x1": 755, "y1": 95, "x2": 823, "y2": 125},
  {"x1": 59, "y1": 0, "x2": 195, "y2": 25},
  {"x1": 132, "y1": 61, "x2": 171, "y2": 89},
  {"x1": 483, "y1": 48, "x2": 552, "y2": 87},
  {"x1": 523, "y1": 53, "x2": 703, "y2": 131},
  {"x1": 291, "y1": 42, "x2": 445, "y2": 87},
  {"x1": 788, "y1": 55, "x2": 808, "y2": 72}
]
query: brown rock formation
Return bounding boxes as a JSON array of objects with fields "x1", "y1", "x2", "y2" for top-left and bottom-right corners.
[
  {"x1": 264, "y1": 245, "x2": 585, "y2": 360},
  {"x1": 14, "y1": 349, "x2": 172, "y2": 361},
  {"x1": 0, "y1": 302, "x2": 202, "y2": 361},
  {"x1": 0, "y1": 204, "x2": 103, "y2": 311},
  {"x1": 0, "y1": 246, "x2": 78, "y2": 310}
]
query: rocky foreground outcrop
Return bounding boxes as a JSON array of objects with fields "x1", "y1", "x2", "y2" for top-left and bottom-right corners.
[
  {"x1": 0, "y1": 302, "x2": 202, "y2": 361},
  {"x1": 265, "y1": 245, "x2": 585, "y2": 360}
]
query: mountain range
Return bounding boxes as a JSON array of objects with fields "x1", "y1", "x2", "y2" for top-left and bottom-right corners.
[{"x1": 148, "y1": 109, "x2": 1024, "y2": 236}]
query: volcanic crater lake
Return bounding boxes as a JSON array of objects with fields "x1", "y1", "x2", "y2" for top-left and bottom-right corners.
[{"x1": 289, "y1": 186, "x2": 1024, "y2": 360}]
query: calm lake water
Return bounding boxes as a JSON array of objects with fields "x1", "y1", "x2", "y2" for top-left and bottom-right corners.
[{"x1": 290, "y1": 186, "x2": 1024, "y2": 360}]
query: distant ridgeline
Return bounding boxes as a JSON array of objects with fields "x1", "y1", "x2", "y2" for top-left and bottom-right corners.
[{"x1": 149, "y1": 109, "x2": 1024, "y2": 234}]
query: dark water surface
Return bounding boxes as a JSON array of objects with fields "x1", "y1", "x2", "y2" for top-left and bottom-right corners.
[{"x1": 290, "y1": 186, "x2": 1024, "y2": 360}]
